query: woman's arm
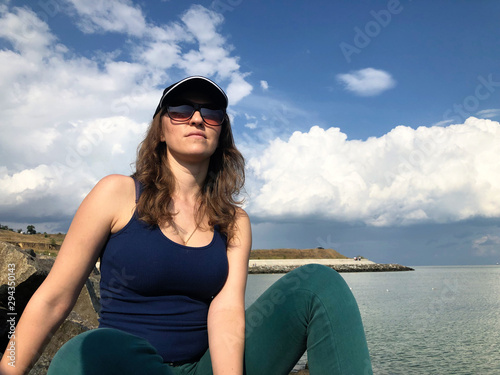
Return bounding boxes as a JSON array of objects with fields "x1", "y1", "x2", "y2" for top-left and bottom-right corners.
[
  {"x1": 0, "y1": 175, "x2": 134, "y2": 375},
  {"x1": 207, "y1": 209, "x2": 252, "y2": 375}
]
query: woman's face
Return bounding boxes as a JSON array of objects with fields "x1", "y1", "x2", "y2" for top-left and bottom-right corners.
[{"x1": 160, "y1": 97, "x2": 223, "y2": 164}]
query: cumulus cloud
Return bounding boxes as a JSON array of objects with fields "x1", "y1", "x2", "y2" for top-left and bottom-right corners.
[
  {"x1": 337, "y1": 67, "x2": 396, "y2": 96},
  {"x1": 247, "y1": 117, "x2": 500, "y2": 226},
  {"x1": 0, "y1": 2, "x2": 252, "y2": 231},
  {"x1": 260, "y1": 80, "x2": 269, "y2": 90}
]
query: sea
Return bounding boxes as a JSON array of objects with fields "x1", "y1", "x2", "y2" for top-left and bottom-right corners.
[{"x1": 245, "y1": 266, "x2": 500, "y2": 375}]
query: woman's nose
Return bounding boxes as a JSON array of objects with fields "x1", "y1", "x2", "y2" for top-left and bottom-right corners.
[{"x1": 190, "y1": 110, "x2": 204, "y2": 125}]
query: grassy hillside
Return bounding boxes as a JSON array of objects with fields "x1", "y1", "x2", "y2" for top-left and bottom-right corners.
[
  {"x1": 0, "y1": 229, "x2": 65, "y2": 255},
  {"x1": 250, "y1": 248, "x2": 349, "y2": 260}
]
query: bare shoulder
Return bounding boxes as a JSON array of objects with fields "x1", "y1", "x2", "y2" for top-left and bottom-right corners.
[
  {"x1": 86, "y1": 174, "x2": 136, "y2": 207},
  {"x1": 234, "y1": 207, "x2": 251, "y2": 233},
  {"x1": 228, "y1": 207, "x2": 251, "y2": 250},
  {"x1": 90, "y1": 174, "x2": 136, "y2": 232},
  {"x1": 93, "y1": 174, "x2": 135, "y2": 196},
  {"x1": 235, "y1": 207, "x2": 250, "y2": 221}
]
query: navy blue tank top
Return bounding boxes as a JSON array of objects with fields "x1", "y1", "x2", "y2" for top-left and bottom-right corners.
[{"x1": 98, "y1": 180, "x2": 229, "y2": 363}]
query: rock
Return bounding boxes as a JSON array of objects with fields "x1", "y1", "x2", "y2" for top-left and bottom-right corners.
[
  {"x1": 28, "y1": 317, "x2": 91, "y2": 375},
  {"x1": 0, "y1": 242, "x2": 54, "y2": 351},
  {"x1": 0, "y1": 241, "x2": 100, "y2": 374},
  {"x1": 289, "y1": 361, "x2": 309, "y2": 374}
]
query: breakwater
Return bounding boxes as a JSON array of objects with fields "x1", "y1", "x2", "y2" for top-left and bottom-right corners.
[{"x1": 249, "y1": 263, "x2": 414, "y2": 274}]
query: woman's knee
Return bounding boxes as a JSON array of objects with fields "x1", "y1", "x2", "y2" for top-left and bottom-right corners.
[
  {"x1": 283, "y1": 264, "x2": 348, "y2": 293},
  {"x1": 48, "y1": 328, "x2": 165, "y2": 375}
]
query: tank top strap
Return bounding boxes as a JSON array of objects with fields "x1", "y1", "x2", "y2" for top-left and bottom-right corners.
[{"x1": 133, "y1": 177, "x2": 144, "y2": 203}]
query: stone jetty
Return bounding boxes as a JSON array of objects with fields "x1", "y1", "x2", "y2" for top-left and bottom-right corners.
[{"x1": 248, "y1": 258, "x2": 414, "y2": 274}]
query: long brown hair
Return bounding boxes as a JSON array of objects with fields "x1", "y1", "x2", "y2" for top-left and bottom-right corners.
[{"x1": 132, "y1": 110, "x2": 245, "y2": 242}]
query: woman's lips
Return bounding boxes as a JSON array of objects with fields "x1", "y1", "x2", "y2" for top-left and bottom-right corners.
[{"x1": 186, "y1": 131, "x2": 206, "y2": 138}]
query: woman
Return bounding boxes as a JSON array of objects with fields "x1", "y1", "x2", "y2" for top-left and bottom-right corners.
[{"x1": 0, "y1": 76, "x2": 372, "y2": 375}]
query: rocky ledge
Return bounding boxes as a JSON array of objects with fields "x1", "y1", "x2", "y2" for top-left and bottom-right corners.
[
  {"x1": 0, "y1": 241, "x2": 100, "y2": 375},
  {"x1": 249, "y1": 263, "x2": 414, "y2": 274}
]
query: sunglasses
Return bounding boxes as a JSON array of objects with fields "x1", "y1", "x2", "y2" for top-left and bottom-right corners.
[{"x1": 164, "y1": 104, "x2": 226, "y2": 126}]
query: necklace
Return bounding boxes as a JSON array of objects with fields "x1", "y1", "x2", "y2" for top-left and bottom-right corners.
[
  {"x1": 182, "y1": 224, "x2": 198, "y2": 246},
  {"x1": 171, "y1": 222, "x2": 199, "y2": 246}
]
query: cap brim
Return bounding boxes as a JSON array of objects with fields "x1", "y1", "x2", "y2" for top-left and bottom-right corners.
[{"x1": 154, "y1": 76, "x2": 228, "y2": 118}]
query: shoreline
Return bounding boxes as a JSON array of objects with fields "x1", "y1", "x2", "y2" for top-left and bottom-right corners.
[{"x1": 248, "y1": 259, "x2": 414, "y2": 273}]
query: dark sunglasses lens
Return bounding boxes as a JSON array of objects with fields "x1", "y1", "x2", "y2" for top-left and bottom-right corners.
[
  {"x1": 167, "y1": 105, "x2": 195, "y2": 121},
  {"x1": 166, "y1": 105, "x2": 224, "y2": 125},
  {"x1": 201, "y1": 108, "x2": 225, "y2": 126}
]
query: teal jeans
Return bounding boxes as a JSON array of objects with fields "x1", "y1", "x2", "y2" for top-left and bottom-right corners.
[{"x1": 48, "y1": 264, "x2": 372, "y2": 375}]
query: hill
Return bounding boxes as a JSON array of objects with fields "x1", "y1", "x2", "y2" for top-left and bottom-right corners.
[
  {"x1": 250, "y1": 248, "x2": 349, "y2": 260},
  {"x1": 0, "y1": 229, "x2": 64, "y2": 254}
]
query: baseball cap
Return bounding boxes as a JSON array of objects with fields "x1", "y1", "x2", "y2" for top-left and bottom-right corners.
[{"x1": 153, "y1": 76, "x2": 228, "y2": 118}]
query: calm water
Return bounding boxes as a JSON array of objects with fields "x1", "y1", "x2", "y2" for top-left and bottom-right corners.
[{"x1": 245, "y1": 266, "x2": 500, "y2": 375}]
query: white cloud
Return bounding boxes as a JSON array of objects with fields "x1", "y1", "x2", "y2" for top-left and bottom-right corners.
[
  {"x1": 431, "y1": 119, "x2": 454, "y2": 127},
  {"x1": 337, "y1": 67, "x2": 396, "y2": 96},
  {"x1": 181, "y1": 5, "x2": 224, "y2": 45},
  {"x1": 226, "y1": 73, "x2": 253, "y2": 104},
  {"x1": 260, "y1": 80, "x2": 269, "y2": 90},
  {"x1": 0, "y1": 165, "x2": 54, "y2": 197},
  {"x1": 66, "y1": 0, "x2": 148, "y2": 37},
  {"x1": 0, "y1": 3, "x2": 252, "y2": 230},
  {"x1": 247, "y1": 117, "x2": 500, "y2": 226},
  {"x1": 0, "y1": 6, "x2": 56, "y2": 59},
  {"x1": 476, "y1": 108, "x2": 500, "y2": 119}
]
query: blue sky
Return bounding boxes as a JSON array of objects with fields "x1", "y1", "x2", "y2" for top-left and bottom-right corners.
[{"x1": 1, "y1": 0, "x2": 499, "y2": 266}]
